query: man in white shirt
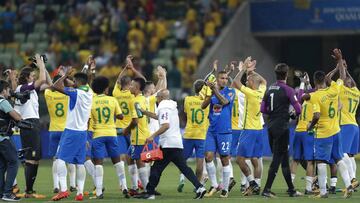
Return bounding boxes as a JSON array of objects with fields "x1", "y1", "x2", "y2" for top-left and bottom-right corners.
[
  {"x1": 51, "y1": 71, "x2": 93, "y2": 201},
  {"x1": 138, "y1": 89, "x2": 206, "y2": 200}
]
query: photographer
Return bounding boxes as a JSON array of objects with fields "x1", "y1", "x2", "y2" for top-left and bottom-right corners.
[
  {"x1": 0, "y1": 80, "x2": 21, "y2": 201},
  {"x1": 14, "y1": 54, "x2": 50, "y2": 198}
]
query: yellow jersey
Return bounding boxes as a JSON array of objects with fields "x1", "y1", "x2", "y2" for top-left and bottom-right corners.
[
  {"x1": 240, "y1": 84, "x2": 266, "y2": 130},
  {"x1": 295, "y1": 99, "x2": 314, "y2": 132},
  {"x1": 339, "y1": 85, "x2": 360, "y2": 126},
  {"x1": 232, "y1": 89, "x2": 241, "y2": 130},
  {"x1": 91, "y1": 95, "x2": 122, "y2": 138},
  {"x1": 112, "y1": 83, "x2": 134, "y2": 129},
  {"x1": 44, "y1": 89, "x2": 69, "y2": 132},
  {"x1": 183, "y1": 95, "x2": 209, "y2": 139},
  {"x1": 147, "y1": 95, "x2": 157, "y2": 113},
  {"x1": 130, "y1": 94, "x2": 150, "y2": 145},
  {"x1": 310, "y1": 81, "x2": 342, "y2": 138}
]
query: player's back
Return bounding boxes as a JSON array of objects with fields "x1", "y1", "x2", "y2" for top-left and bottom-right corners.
[
  {"x1": 184, "y1": 95, "x2": 209, "y2": 139},
  {"x1": 240, "y1": 84, "x2": 265, "y2": 130},
  {"x1": 295, "y1": 99, "x2": 314, "y2": 132},
  {"x1": 310, "y1": 81, "x2": 341, "y2": 138},
  {"x1": 340, "y1": 85, "x2": 360, "y2": 126},
  {"x1": 130, "y1": 94, "x2": 150, "y2": 145},
  {"x1": 112, "y1": 83, "x2": 134, "y2": 129},
  {"x1": 91, "y1": 95, "x2": 121, "y2": 138},
  {"x1": 44, "y1": 89, "x2": 69, "y2": 132},
  {"x1": 263, "y1": 81, "x2": 293, "y2": 128}
]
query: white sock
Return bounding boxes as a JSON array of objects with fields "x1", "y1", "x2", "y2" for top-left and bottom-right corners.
[
  {"x1": 76, "y1": 165, "x2": 86, "y2": 195},
  {"x1": 228, "y1": 161, "x2": 234, "y2": 178},
  {"x1": 202, "y1": 161, "x2": 208, "y2": 177},
  {"x1": 13, "y1": 178, "x2": 17, "y2": 186},
  {"x1": 246, "y1": 175, "x2": 255, "y2": 183},
  {"x1": 114, "y1": 161, "x2": 127, "y2": 190},
  {"x1": 259, "y1": 158, "x2": 263, "y2": 178},
  {"x1": 52, "y1": 160, "x2": 59, "y2": 189},
  {"x1": 317, "y1": 163, "x2": 327, "y2": 195},
  {"x1": 255, "y1": 178, "x2": 261, "y2": 187},
  {"x1": 95, "y1": 165, "x2": 104, "y2": 196},
  {"x1": 138, "y1": 167, "x2": 149, "y2": 191},
  {"x1": 306, "y1": 176, "x2": 313, "y2": 191},
  {"x1": 128, "y1": 164, "x2": 139, "y2": 190},
  {"x1": 179, "y1": 173, "x2": 185, "y2": 183},
  {"x1": 84, "y1": 160, "x2": 96, "y2": 186},
  {"x1": 240, "y1": 171, "x2": 247, "y2": 185},
  {"x1": 245, "y1": 159, "x2": 254, "y2": 175},
  {"x1": 343, "y1": 154, "x2": 355, "y2": 179},
  {"x1": 68, "y1": 163, "x2": 76, "y2": 188},
  {"x1": 216, "y1": 157, "x2": 223, "y2": 184},
  {"x1": 291, "y1": 173, "x2": 296, "y2": 183},
  {"x1": 330, "y1": 177, "x2": 337, "y2": 187},
  {"x1": 206, "y1": 161, "x2": 218, "y2": 188},
  {"x1": 57, "y1": 159, "x2": 68, "y2": 192},
  {"x1": 222, "y1": 165, "x2": 231, "y2": 192},
  {"x1": 337, "y1": 160, "x2": 351, "y2": 188},
  {"x1": 350, "y1": 157, "x2": 357, "y2": 178}
]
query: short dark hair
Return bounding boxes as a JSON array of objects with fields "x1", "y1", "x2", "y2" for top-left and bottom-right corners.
[
  {"x1": 193, "y1": 80, "x2": 205, "y2": 94},
  {"x1": 274, "y1": 63, "x2": 289, "y2": 80},
  {"x1": 133, "y1": 77, "x2": 146, "y2": 91},
  {"x1": 74, "y1": 73, "x2": 88, "y2": 85},
  {"x1": 120, "y1": 76, "x2": 131, "y2": 87},
  {"x1": 144, "y1": 81, "x2": 155, "y2": 92},
  {"x1": 217, "y1": 70, "x2": 227, "y2": 76},
  {"x1": 18, "y1": 67, "x2": 33, "y2": 85},
  {"x1": 92, "y1": 76, "x2": 109, "y2": 94},
  {"x1": 0, "y1": 80, "x2": 9, "y2": 92},
  {"x1": 313, "y1": 71, "x2": 326, "y2": 85}
]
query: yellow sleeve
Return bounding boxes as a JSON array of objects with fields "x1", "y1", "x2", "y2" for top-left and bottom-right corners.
[
  {"x1": 240, "y1": 85, "x2": 255, "y2": 97},
  {"x1": 259, "y1": 84, "x2": 266, "y2": 94},
  {"x1": 184, "y1": 97, "x2": 188, "y2": 114},
  {"x1": 333, "y1": 79, "x2": 343, "y2": 92},
  {"x1": 150, "y1": 95, "x2": 156, "y2": 104},
  {"x1": 112, "y1": 83, "x2": 121, "y2": 96},
  {"x1": 114, "y1": 98, "x2": 122, "y2": 115},
  {"x1": 130, "y1": 100, "x2": 138, "y2": 119},
  {"x1": 310, "y1": 93, "x2": 320, "y2": 113},
  {"x1": 44, "y1": 89, "x2": 50, "y2": 99}
]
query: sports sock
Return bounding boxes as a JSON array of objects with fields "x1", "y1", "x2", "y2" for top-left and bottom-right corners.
[
  {"x1": 25, "y1": 162, "x2": 38, "y2": 193},
  {"x1": 291, "y1": 173, "x2": 296, "y2": 183},
  {"x1": 68, "y1": 163, "x2": 76, "y2": 188},
  {"x1": 318, "y1": 163, "x2": 327, "y2": 195},
  {"x1": 216, "y1": 157, "x2": 223, "y2": 184},
  {"x1": 330, "y1": 176, "x2": 337, "y2": 187},
  {"x1": 57, "y1": 159, "x2": 68, "y2": 192},
  {"x1": 305, "y1": 176, "x2": 313, "y2": 191},
  {"x1": 179, "y1": 173, "x2": 185, "y2": 183},
  {"x1": 206, "y1": 161, "x2": 218, "y2": 188},
  {"x1": 84, "y1": 160, "x2": 96, "y2": 186},
  {"x1": 350, "y1": 157, "x2": 357, "y2": 178},
  {"x1": 222, "y1": 165, "x2": 231, "y2": 192},
  {"x1": 52, "y1": 160, "x2": 59, "y2": 189},
  {"x1": 228, "y1": 161, "x2": 234, "y2": 178},
  {"x1": 76, "y1": 165, "x2": 86, "y2": 195},
  {"x1": 337, "y1": 160, "x2": 351, "y2": 188},
  {"x1": 114, "y1": 161, "x2": 127, "y2": 190},
  {"x1": 95, "y1": 165, "x2": 104, "y2": 196},
  {"x1": 246, "y1": 174, "x2": 255, "y2": 183},
  {"x1": 343, "y1": 154, "x2": 355, "y2": 179},
  {"x1": 128, "y1": 164, "x2": 138, "y2": 190},
  {"x1": 138, "y1": 167, "x2": 149, "y2": 191},
  {"x1": 255, "y1": 178, "x2": 261, "y2": 187}
]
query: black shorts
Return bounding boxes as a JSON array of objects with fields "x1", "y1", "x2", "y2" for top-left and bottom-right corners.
[
  {"x1": 20, "y1": 119, "x2": 41, "y2": 161},
  {"x1": 267, "y1": 126, "x2": 289, "y2": 154}
]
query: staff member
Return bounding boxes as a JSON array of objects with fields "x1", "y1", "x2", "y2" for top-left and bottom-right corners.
[{"x1": 138, "y1": 89, "x2": 206, "y2": 200}]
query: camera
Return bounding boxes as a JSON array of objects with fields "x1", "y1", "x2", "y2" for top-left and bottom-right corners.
[
  {"x1": 0, "y1": 116, "x2": 33, "y2": 137},
  {"x1": 11, "y1": 90, "x2": 31, "y2": 104},
  {"x1": 28, "y1": 54, "x2": 47, "y2": 69}
]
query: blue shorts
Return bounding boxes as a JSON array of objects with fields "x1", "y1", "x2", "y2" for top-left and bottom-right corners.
[
  {"x1": 183, "y1": 139, "x2": 205, "y2": 159},
  {"x1": 57, "y1": 129, "x2": 87, "y2": 164},
  {"x1": 49, "y1": 131, "x2": 63, "y2": 157},
  {"x1": 86, "y1": 131, "x2": 93, "y2": 158},
  {"x1": 128, "y1": 145, "x2": 144, "y2": 160},
  {"x1": 340, "y1": 125, "x2": 359, "y2": 155},
  {"x1": 92, "y1": 136, "x2": 120, "y2": 159},
  {"x1": 205, "y1": 131, "x2": 232, "y2": 156},
  {"x1": 314, "y1": 133, "x2": 343, "y2": 162},
  {"x1": 231, "y1": 130, "x2": 242, "y2": 157},
  {"x1": 293, "y1": 131, "x2": 315, "y2": 161},
  {"x1": 237, "y1": 129, "x2": 263, "y2": 158}
]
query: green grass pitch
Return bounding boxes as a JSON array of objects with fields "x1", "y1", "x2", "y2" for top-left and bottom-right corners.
[{"x1": 14, "y1": 159, "x2": 360, "y2": 202}]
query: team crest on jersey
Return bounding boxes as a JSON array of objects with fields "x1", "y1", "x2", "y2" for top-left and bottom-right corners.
[{"x1": 213, "y1": 104, "x2": 222, "y2": 115}]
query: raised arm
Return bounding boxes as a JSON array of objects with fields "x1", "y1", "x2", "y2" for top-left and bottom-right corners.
[
  {"x1": 34, "y1": 54, "x2": 47, "y2": 89},
  {"x1": 52, "y1": 69, "x2": 72, "y2": 94},
  {"x1": 231, "y1": 61, "x2": 246, "y2": 90},
  {"x1": 346, "y1": 69, "x2": 357, "y2": 87},
  {"x1": 331, "y1": 48, "x2": 346, "y2": 81},
  {"x1": 201, "y1": 95, "x2": 211, "y2": 109},
  {"x1": 127, "y1": 55, "x2": 146, "y2": 80},
  {"x1": 154, "y1": 66, "x2": 167, "y2": 92}
]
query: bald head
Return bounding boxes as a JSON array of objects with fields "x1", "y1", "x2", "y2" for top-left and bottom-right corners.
[{"x1": 156, "y1": 89, "x2": 170, "y2": 101}]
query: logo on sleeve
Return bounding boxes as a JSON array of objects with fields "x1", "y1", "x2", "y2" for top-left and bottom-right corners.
[
  {"x1": 213, "y1": 104, "x2": 223, "y2": 115},
  {"x1": 161, "y1": 112, "x2": 168, "y2": 120}
]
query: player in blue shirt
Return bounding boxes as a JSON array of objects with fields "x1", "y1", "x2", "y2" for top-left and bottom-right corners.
[{"x1": 201, "y1": 70, "x2": 235, "y2": 198}]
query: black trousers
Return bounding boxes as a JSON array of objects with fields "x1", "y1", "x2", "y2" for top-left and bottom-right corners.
[
  {"x1": 264, "y1": 127, "x2": 295, "y2": 191},
  {"x1": 146, "y1": 148, "x2": 202, "y2": 195},
  {"x1": 0, "y1": 139, "x2": 19, "y2": 195}
]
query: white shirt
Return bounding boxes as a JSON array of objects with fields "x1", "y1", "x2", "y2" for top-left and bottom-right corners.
[
  {"x1": 14, "y1": 82, "x2": 39, "y2": 119},
  {"x1": 64, "y1": 87, "x2": 93, "y2": 131},
  {"x1": 156, "y1": 100, "x2": 183, "y2": 149}
]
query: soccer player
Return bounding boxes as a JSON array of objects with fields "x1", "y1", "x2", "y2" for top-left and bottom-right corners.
[
  {"x1": 260, "y1": 63, "x2": 302, "y2": 197},
  {"x1": 339, "y1": 68, "x2": 360, "y2": 189},
  {"x1": 89, "y1": 76, "x2": 129, "y2": 199},
  {"x1": 201, "y1": 69, "x2": 235, "y2": 198},
  {"x1": 44, "y1": 75, "x2": 69, "y2": 194},
  {"x1": 232, "y1": 58, "x2": 266, "y2": 196},
  {"x1": 290, "y1": 72, "x2": 315, "y2": 194},
  {"x1": 123, "y1": 77, "x2": 150, "y2": 195},
  {"x1": 178, "y1": 80, "x2": 209, "y2": 192},
  {"x1": 306, "y1": 48, "x2": 353, "y2": 198},
  {"x1": 51, "y1": 70, "x2": 93, "y2": 201}
]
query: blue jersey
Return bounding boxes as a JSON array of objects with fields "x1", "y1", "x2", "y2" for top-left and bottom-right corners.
[{"x1": 208, "y1": 86, "x2": 235, "y2": 133}]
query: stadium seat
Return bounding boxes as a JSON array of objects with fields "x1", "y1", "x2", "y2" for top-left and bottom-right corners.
[
  {"x1": 0, "y1": 53, "x2": 12, "y2": 67},
  {"x1": 36, "y1": 42, "x2": 49, "y2": 53},
  {"x1": 35, "y1": 23, "x2": 47, "y2": 33},
  {"x1": 14, "y1": 33, "x2": 26, "y2": 43},
  {"x1": 12, "y1": 54, "x2": 25, "y2": 68},
  {"x1": 41, "y1": 33, "x2": 49, "y2": 41},
  {"x1": 165, "y1": 39, "x2": 177, "y2": 49},
  {"x1": 51, "y1": 5, "x2": 61, "y2": 12},
  {"x1": 14, "y1": 23, "x2": 22, "y2": 32},
  {"x1": 158, "y1": 49, "x2": 172, "y2": 59},
  {"x1": 174, "y1": 48, "x2": 186, "y2": 58},
  {"x1": 4, "y1": 43, "x2": 19, "y2": 55},
  {"x1": 27, "y1": 33, "x2": 41, "y2": 43},
  {"x1": 35, "y1": 4, "x2": 46, "y2": 13},
  {"x1": 20, "y1": 42, "x2": 35, "y2": 52},
  {"x1": 0, "y1": 44, "x2": 5, "y2": 53}
]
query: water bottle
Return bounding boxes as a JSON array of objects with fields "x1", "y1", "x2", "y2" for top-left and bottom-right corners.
[{"x1": 135, "y1": 102, "x2": 143, "y2": 118}]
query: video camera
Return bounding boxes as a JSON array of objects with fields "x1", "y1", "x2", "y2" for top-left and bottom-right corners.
[
  {"x1": 28, "y1": 54, "x2": 47, "y2": 69},
  {"x1": 0, "y1": 118, "x2": 33, "y2": 136},
  {"x1": 11, "y1": 90, "x2": 30, "y2": 104}
]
